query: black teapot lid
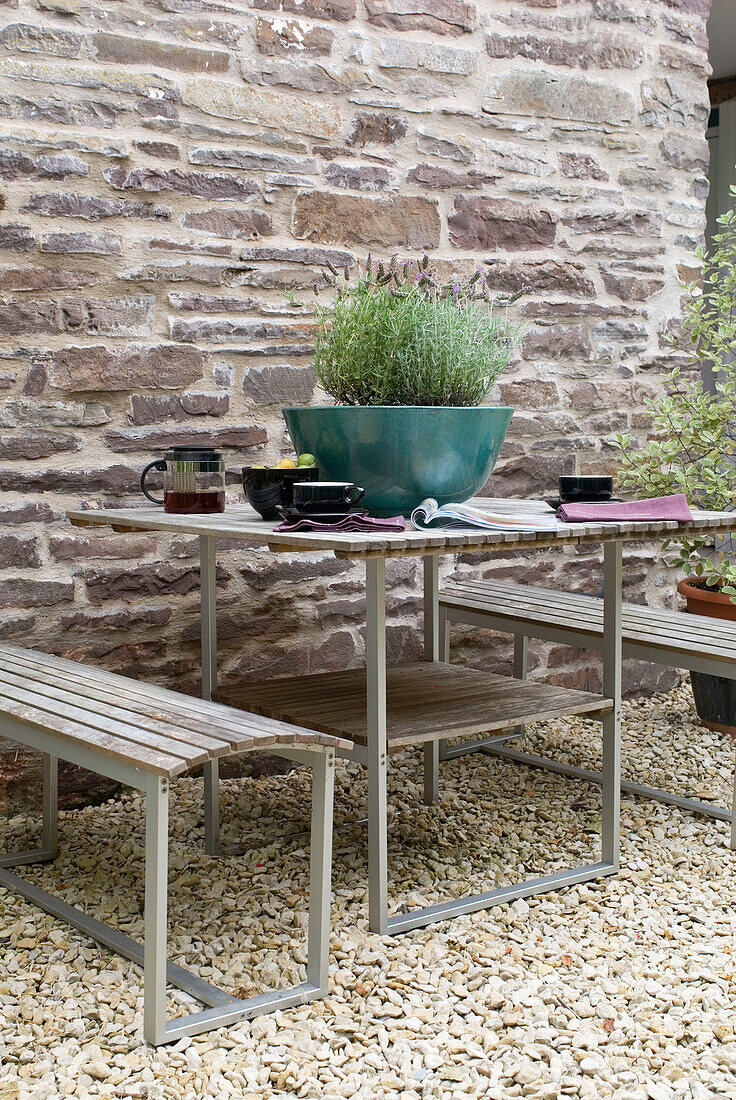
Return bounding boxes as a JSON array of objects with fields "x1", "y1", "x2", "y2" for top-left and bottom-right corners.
[{"x1": 164, "y1": 445, "x2": 223, "y2": 463}]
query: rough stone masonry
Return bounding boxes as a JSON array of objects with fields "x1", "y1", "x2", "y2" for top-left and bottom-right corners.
[{"x1": 0, "y1": 0, "x2": 713, "y2": 809}]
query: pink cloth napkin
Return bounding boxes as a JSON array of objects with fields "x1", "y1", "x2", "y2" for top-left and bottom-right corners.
[
  {"x1": 276, "y1": 513, "x2": 406, "y2": 533},
  {"x1": 557, "y1": 493, "x2": 693, "y2": 523}
]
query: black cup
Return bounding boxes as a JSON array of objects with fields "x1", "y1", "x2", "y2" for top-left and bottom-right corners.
[
  {"x1": 243, "y1": 465, "x2": 319, "y2": 520},
  {"x1": 292, "y1": 481, "x2": 365, "y2": 514},
  {"x1": 559, "y1": 475, "x2": 613, "y2": 503}
]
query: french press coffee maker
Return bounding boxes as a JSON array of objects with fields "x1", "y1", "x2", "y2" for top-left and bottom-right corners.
[{"x1": 140, "y1": 446, "x2": 226, "y2": 514}]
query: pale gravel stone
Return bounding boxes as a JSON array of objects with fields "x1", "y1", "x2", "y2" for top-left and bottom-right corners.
[{"x1": 2, "y1": 685, "x2": 736, "y2": 1098}]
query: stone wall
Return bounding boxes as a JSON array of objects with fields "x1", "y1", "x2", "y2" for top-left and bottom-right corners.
[{"x1": 0, "y1": 0, "x2": 712, "y2": 809}]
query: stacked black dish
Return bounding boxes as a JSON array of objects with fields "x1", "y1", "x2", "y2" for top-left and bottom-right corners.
[{"x1": 243, "y1": 464, "x2": 319, "y2": 520}]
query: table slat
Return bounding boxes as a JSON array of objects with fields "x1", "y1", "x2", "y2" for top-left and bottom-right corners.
[
  {"x1": 216, "y1": 662, "x2": 612, "y2": 749},
  {"x1": 66, "y1": 502, "x2": 736, "y2": 558}
]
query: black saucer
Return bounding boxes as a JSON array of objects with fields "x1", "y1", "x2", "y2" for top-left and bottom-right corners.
[
  {"x1": 277, "y1": 506, "x2": 368, "y2": 523},
  {"x1": 546, "y1": 496, "x2": 623, "y2": 509}
]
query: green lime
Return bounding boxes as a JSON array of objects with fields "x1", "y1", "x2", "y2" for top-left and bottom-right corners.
[{"x1": 297, "y1": 453, "x2": 317, "y2": 468}]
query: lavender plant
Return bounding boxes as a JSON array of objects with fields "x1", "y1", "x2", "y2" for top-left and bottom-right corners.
[{"x1": 310, "y1": 254, "x2": 523, "y2": 407}]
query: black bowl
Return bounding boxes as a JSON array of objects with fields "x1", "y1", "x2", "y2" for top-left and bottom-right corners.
[
  {"x1": 559, "y1": 475, "x2": 613, "y2": 503},
  {"x1": 243, "y1": 465, "x2": 319, "y2": 520}
]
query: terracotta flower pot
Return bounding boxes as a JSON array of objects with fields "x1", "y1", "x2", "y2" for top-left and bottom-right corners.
[{"x1": 677, "y1": 576, "x2": 736, "y2": 736}]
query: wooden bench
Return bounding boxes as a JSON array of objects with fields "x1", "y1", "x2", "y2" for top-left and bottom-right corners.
[
  {"x1": 0, "y1": 645, "x2": 346, "y2": 1046},
  {"x1": 438, "y1": 580, "x2": 736, "y2": 848}
]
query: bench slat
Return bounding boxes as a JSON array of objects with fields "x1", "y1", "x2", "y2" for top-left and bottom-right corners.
[
  {"x1": 0, "y1": 678, "x2": 211, "y2": 769},
  {"x1": 441, "y1": 580, "x2": 736, "y2": 641},
  {"x1": 0, "y1": 651, "x2": 293, "y2": 752},
  {"x1": 2, "y1": 652, "x2": 245, "y2": 747},
  {"x1": 0, "y1": 663, "x2": 234, "y2": 755},
  {"x1": 440, "y1": 581, "x2": 736, "y2": 664},
  {"x1": 0, "y1": 646, "x2": 349, "y2": 777},
  {"x1": 442, "y1": 582, "x2": 736, "y2": 646},
  {"x1": 2, "y1": 649, "x2": 282, "y2": 747},
  {"x1": 1, "y1": 646, "x2": 348, "y2": 753},
  {"x1": 0, "y1": 696, "x2": 187, "y2": 776},
  {"x1": 443, "y1": 578, "x2": 736, "y2": 635}
]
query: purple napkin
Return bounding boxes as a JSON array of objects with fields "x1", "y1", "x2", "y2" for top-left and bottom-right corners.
[
  {"x1": 276, "y1": 513, "x2": 406, "y2": 533},
  {"x1": 557, "y1": 493, "x2": 693, "y2": 523}
]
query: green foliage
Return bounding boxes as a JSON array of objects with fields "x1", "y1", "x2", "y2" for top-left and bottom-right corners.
[
  {"x1": 615, "y1": 199, "x2": 736, "y2": 597},
  {"x1": 309, "y1": 254, "x2": 523, "y2": 407}
]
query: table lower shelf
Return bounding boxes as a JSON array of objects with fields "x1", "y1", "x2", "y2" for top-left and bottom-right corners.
[{"x1": 216, "y1": 663, "x2": 612, "y2": 751}]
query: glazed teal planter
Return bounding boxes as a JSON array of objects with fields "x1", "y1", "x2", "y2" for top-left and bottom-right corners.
[{"x1": 283, "y1": 405, "x2": 513, "y2": 516}]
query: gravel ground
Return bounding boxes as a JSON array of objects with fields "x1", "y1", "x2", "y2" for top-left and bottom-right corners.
[{"x1": 1, "y1": 682, "x2": 736, "y2": 1100}]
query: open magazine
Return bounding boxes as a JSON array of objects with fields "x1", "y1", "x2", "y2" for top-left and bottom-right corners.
[{"x1": 410, "y1": 498, "x2": 558, "y2": 532}]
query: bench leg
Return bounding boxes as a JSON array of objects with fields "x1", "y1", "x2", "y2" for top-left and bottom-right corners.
[
  {"x1": 203, "y1": 760, "x2": 221, "y2": 857},
  {"x1": 512, "y1": 635, "x2": 528, "y2": 739},
  {"x1": 0, "y1": 751, "x2": 58, "y2": 870},
  {"x1": 1, "y1": 756, "x2": 333, "y2": 1047},
  {"x1": 42, "y1": 753, "x2": 58, "y2": 857},
  {"x1": 144, "y1": 774, "x2": 169, "y2": 1047},
  {"x1": 479, "y1": 748, "x2": 734, "y2": 827},
  {"x1": 307, "y1": 749, "x2": 335, "y2": 994},
  {"x1": 423, "y1": 556, "x2": 440, "y2": 806}
]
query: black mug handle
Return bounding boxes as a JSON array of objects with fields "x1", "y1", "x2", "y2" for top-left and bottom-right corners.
[
  {"x1": 343, "y1": 485, "x2": 365, "y2": 506},
  {"x1": 140, "y1": 459, "x2": 167, "y2": 505}
]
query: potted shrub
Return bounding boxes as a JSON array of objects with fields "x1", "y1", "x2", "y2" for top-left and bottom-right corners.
[
  {"x1": 616, "y1": 200, "x2": 736, "y2": 733},
  {"x1": 283, "y1": 254, "x2": 521, "y2": 516}
]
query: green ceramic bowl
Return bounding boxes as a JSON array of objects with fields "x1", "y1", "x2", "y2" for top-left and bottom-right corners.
[{"x1": 283, "y1": 405, "x2": 513, "y2": 517}]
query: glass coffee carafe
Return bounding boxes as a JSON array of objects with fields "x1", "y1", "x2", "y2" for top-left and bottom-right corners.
[{"x1": 140, "y1": 446, "x2": 226, "y2": 514}]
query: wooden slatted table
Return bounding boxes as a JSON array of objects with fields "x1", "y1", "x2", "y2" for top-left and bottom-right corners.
[{"x1": 68, "y1": 500, "x2": 736, "y2": 935}]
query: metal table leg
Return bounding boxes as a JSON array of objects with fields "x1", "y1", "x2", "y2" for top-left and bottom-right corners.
[
  {"x1": 423, "y1": 556, "x2": 440, "y2": 806},
  {"x1": 601, "y1": 540, "x2": 622, "y2": 870},
  {"x1": 200, "y1": 535, "x2": 220, "y2": 857},
  {"x1": 200, "y1": 535, "x2": 218, "y2": 702},
  {"x1": 438, "y1": 605, "x2": 450, "y2": 764},
  {"x1": 366, "y1": 557, "x2": 389, "y2": 935},
  {"x1": 383, "y1": 543, "x2": 622, "y2": 936}
]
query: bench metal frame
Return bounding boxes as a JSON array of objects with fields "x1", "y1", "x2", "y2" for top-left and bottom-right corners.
[
  {"x1": 439, "y1": 587, "x2": 736, "y2": 850},
  {"x1": 0, "y1": 717, "x2": 335, "y2": 1046}
]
